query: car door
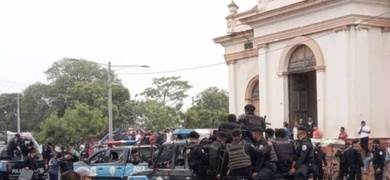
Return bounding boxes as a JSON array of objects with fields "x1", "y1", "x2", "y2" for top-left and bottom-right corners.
[
  {"x1": 124, "y1": 146, "x2": 157, "y2": 177},
  {"x1": 168, "y1": 144, "x2": 195, "y2": 180},
  {"x1": 95, "y1": 148, "x2": 127, "y2": 179},
  {"x1": 85, "y1": 148, "x2": 127, "y2": 179}
]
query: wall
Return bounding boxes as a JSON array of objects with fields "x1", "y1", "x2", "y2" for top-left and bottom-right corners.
[
  {"x1": 252, "y1": 1, "x2": 390, "y2": 37},
  {"x1": 223, "y1": 0, "x2": 390, "y2": 137},
  {"x1": 229, "y1": 56, "x2": 259, "y2": 115}
]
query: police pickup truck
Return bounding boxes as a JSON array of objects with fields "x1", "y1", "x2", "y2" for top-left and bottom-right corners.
[
  {"x1": 128, "y1": 129, "x2": 296, "y2": 180},
  {"x1": 127, "y1": 140, "x2": 196, "y2": 180},
  {"x1": 0, "y1": 148, "x2": 46, "y2": 180},
  {"x1": 0, "y1": 133, "x2": 46, "y2": 180},
  {"x1": 73, "y1": 140, "x2": 158, "y2": 180}
]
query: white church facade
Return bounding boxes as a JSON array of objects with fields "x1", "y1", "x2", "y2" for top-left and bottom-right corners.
[{"x1": 214, "y1": 0, "x2": 390, "y2": 138}]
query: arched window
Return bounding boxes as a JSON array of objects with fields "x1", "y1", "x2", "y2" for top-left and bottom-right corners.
[
  {"x1": 288, "y1": 45, "x2": 316, "y2": 73},
  {"x1": 251, "y1": 81, "x2": 259, "y2": 100}
]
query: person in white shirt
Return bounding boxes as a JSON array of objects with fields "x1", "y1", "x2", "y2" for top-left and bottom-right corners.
[
  {"x1": 135, "y1": 131, "x2": 141, "y2": 143},
  {"x1": 165, "y1": 129, "x2": 172, "y2": 143},
  {"x1": 358, "y1": 121, "x2": 371, "y2": 156},
  {"x1": 292, "y1": 121, "x2": 299, "y2": 140}
]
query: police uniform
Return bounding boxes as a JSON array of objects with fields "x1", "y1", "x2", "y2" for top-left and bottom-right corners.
[
  {"x1": 208, "y1": 132, "x2": 227, "y2": 178},
  {"x1": 80, "y1": 147, "x2": 89, "y2": 161},
  {"x1": 335, "y1": 144, "x2": 350, "y2": 180},
  {"x1": 187, "y1": 131, "x2": 209, "y2": 180},
  {"x1": 345, "y1": 140, "x2": 364, "y2": 180},
  {"x1": 313, "y1": 143, "x2": 327, "y2": 180},
  {"x1": 221, "y1": 129, "x2": 256, "y2": 179},
  {"x1": 218, "y1": 122, "x2": 240, "y2": 143},
  {"x1": 372, "y1": 139, "x2": 385, "y2": 180},
  {"x1": 251, "y1": 128, "x2": 276, "y2": 180},
  {"x1": 244, "y1": 104, "x2": 266, "y2": 130},
  {"x1": 273, "y1": 137, "x2": 296, "y2": 174},
  {"x1": 294, "y1": 126, "x2": 314, "y2": 180},
  {"x1": 237, "y1": 114, "x2": 254, "y2": 144}
]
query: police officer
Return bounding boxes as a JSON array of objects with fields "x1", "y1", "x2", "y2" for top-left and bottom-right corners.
[
  {"x1": 251, "y1": 127, "x2": 274, "y2": 180},
  {"x1": 7, "y1": 133, "x2": 22, "y2": 160},
  {"x1": 186, "y1": 131, "x2": 209, "y2": 180},
  {"x1": 293, "y1": 126, "x2": 314, "y2": 180},
  {"x1": 372, "y1": 139, "x2": 385, "y2": 180},
  {"x1": 209, "y1": 132, "x2": 227, "y2": 179},
  {"x1": 265, "y1": 128, "x2": 278, "y2": 164},
  {"x1": 237, "y1": 114, "x2": 254, "y2": 143},
  {"x1": 335, "y1": 142, "x2": 350, "y2": 180},
  {"x1": 251, "y1": 127, "x2": 268, "y2": 174},
  {"x1": 244, "y1": 104, "x2": 266, "y2": 130},
  {"x1": 218, "y1": 114, "x2": 240, "y2": 143},
  {"x1": 221, "y1": 129, "x2": 257, "y2": 179},
  {"x1": 273, "y1": 128, "x2": 296, "y2": 179},
  {"x1": 313, "y1": 142, "x2": 327, "y2": 180},
  {"x1": 80, "y1": 144, "x2": 89, "y2": 161},
  {"x1": 43, "y1": 142, "x2": 54, "y2": 169},
  {"x1": 345, "y1": 139, "x2": 364, "y2": 180}
]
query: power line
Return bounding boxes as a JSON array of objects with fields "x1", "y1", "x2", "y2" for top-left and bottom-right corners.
[
  {"x1": 118, "y1": 62, "x2": 224, "y2": 75},
  {"x1": 119, "y1": 10, "x2": 390, "y2": 75}
]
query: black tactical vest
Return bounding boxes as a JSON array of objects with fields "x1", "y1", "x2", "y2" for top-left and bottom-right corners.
[
  {"x1": 245, "y1": 114, "x2": 265, "y2": 130},
  {"x1": 209, "y1": 141, "x2": 223, "y2": 173},
  {"x1": 273, "y1": 139, "x2": 295, "y2": 162},
  {"x1": 228, "y1": 141, "x2": 251, "y2": 170}
]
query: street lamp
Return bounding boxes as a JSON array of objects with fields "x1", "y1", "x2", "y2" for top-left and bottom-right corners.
[{"x1": 69, "y1": 59, "x2": 149, "y2": 141}]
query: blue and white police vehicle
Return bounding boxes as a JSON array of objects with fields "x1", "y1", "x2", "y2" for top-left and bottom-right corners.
[{"x1": 74, "y1": 140, "x2": 158, "y2": 180}]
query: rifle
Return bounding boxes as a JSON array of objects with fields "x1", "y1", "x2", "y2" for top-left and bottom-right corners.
[{"x1": 264, "y1": 115, "x2": 271, "y2": 125}]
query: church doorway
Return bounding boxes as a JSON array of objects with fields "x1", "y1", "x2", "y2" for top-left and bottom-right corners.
[{"x1": 287, "y1": 45, "x2": 318, "y2": 126}]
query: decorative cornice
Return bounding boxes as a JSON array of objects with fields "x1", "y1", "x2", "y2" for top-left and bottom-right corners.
[
  {"x1": 214, "y1": 29, "x2": 254, "y2": 44},
  {"x1": 277, "y1": 72, "x2": 289, "y2": 78},
  {"x1": 257, "y1": 44, "x2": 269, "y2": 49},
  {"x1": 382, "y1": 27, "x2": 390, "y2": 33},
  {"x1": 334, "y1": 25, "x2": 350, "y2": 33},
  {"x1": 355, "y1": 24, "x2": 371, "y2": 31},
  {"x1": 224, "y1": 48, "x2": 258, "y2": 64},
  {"x1": 226, "y1": 60, "x2": 237, "y2": 65},
  {"x1": 252, "y1": 15, "x2": 390, "y2": 46},
  {"x1": 241, "y1": 0, "x2": 336, "y2": 25},
  {"x1": 315, "y1": 66, "x2": 326, "y2": 72}
]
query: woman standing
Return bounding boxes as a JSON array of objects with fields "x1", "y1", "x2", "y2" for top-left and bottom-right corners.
[{"x1": 48, "y1": 152, "x2": 59, "y2": 180}]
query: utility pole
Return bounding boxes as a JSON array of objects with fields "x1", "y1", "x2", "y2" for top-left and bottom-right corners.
[
  {"x1": 17, "y1": 94, "x2": 21, "y2": 133},
  {"x1": 108, "y1": 62, "x2": 114, "y2": 141}
]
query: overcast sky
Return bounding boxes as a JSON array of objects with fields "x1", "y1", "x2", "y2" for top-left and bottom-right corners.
[{"x1": 0, "y1": 0, "x2": 256, "y2": 109}]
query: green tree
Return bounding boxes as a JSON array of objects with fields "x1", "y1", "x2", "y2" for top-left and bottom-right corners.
[
  {"x1": 136, "y1": 100, "x2": 181, "y2": 131},
  {"x1": 44, "y1": 58, "x2": 109, "y2": 117},
  {"x1": 37, "y1": 104, "x2": 105, "y2": 146},
  {"x1": 65, "y1": 81, "x2": 134, "y2": 129},
  {"x1": 184, "y1": 87, "x2": 229, "y2": 128},
  {"x1": 0, "y1": 93, "x2": 19, "y2": 131},
  {"x1": 21, "y1": 82, "x2": 51, "y2": 132},
  {"x1": 141, "y1": 76, "x2": 192, "y2": 109}
]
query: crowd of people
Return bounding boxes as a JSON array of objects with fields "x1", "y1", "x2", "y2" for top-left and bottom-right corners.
[
  {"x1": 6, "y1": 134, "x2": 91, "y2": 180},
  {"x1": 5, "y1": 103, "x2": 390, "y2": 180},
  {"x1": 186, "y1": 104, "x2": 389, "y2": 180}
]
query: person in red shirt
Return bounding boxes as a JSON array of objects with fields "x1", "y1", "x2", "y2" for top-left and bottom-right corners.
[
  {"x1": 312, "y1": 125, "x2": 323, "y2": 139},
  {"x1": 149, "y1": 131, "x2": 156, "y2": 144},
  {"x1": 338, "y1": 127, "x2": 348, "y2": 142}
]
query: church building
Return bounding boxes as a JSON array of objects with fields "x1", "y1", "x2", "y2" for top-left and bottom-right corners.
[{"x1": 214, "y1": 0, "x2": 390, "y2": 138}]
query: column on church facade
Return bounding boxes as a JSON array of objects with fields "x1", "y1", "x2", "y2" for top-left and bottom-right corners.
[
  {"x1": 355, "y1": 24, "x2": 371, "y2": 133},
  {"x1": 323, "y1": 26, "x2": 350, "y2": 138},
  {"x1": 228, "y1": 61, "x2": 237, "y2": 115},
  {"x1": 345, "y1": 24, "x2": 360, "y2": 137},
  {"x1": 278, "y1": 74, "x2": 289, "y2": 123},
  {"x1": 258, "y1": 44, "x2": 269, "y2": 119}
]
